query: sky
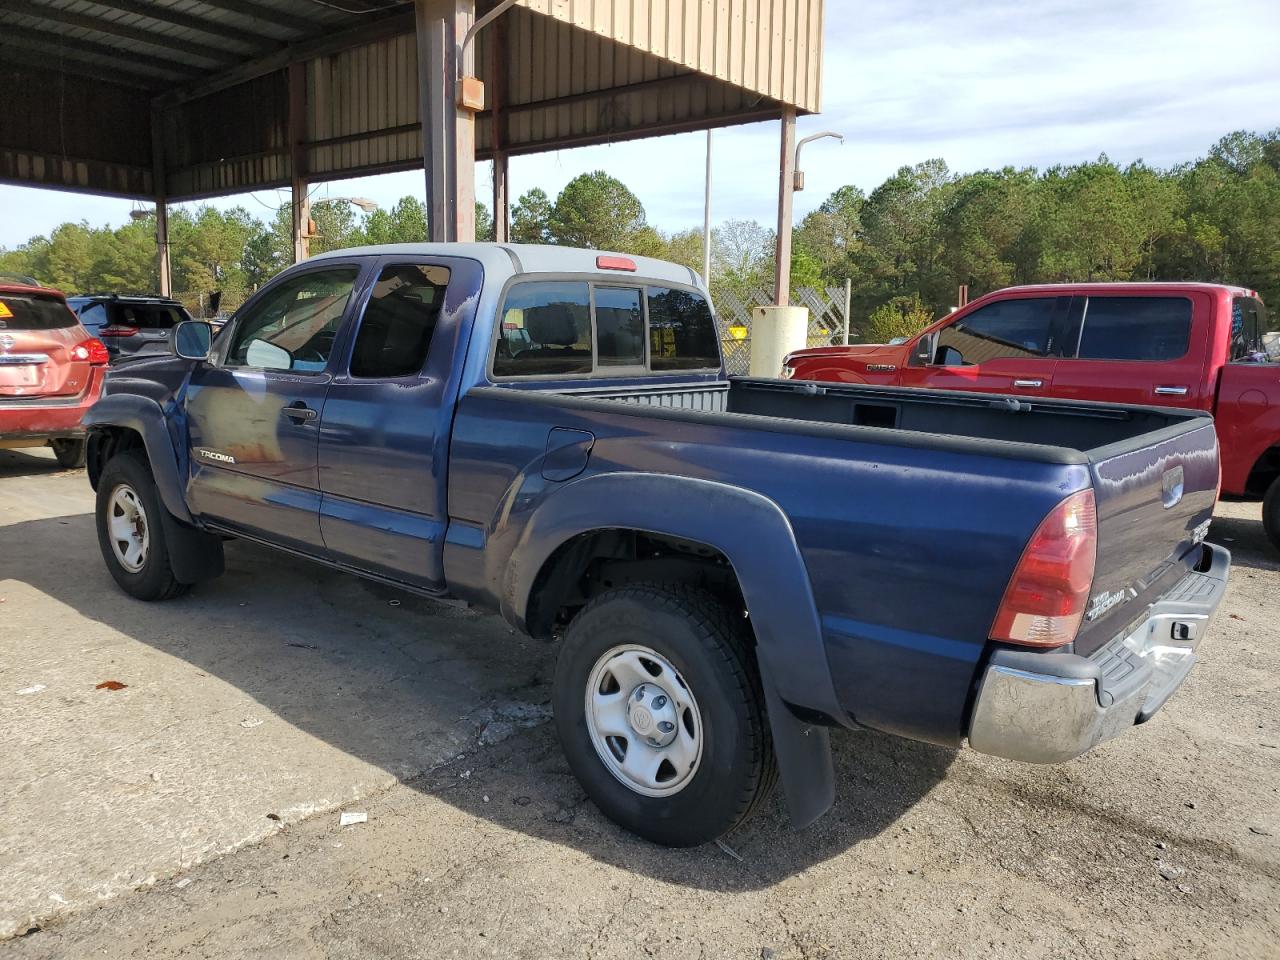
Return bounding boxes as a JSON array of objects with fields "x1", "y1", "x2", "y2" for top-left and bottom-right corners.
[{"x1": 1, "y1": 0, "x2": 1278, "y2": 249}]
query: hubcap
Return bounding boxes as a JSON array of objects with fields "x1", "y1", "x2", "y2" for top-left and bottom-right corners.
[
  {"x1": 585, "y1": 645, "x2": 703, "y2": 797},
  {"x1": 107, "y1": 484, "x2": 149, "y2": 573}
]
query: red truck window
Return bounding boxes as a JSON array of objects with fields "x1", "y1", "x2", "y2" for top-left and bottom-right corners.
[
  {"x1": 1076, "y1": 297, "x2": 1191, "y2": 362},
  {"x1": 936, "y1": 297, "x2": 1059, "y2": 364},
  {"x1": 1230, "y1": 296, "x2": 1277, "y2": 363}
]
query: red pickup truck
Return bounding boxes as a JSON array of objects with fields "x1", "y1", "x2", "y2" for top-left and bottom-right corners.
[{"x1": 783, "y1": 283, "x2": 1280, "y2": 547}]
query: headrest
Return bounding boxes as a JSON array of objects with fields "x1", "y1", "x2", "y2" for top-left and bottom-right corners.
[{"x1": 526, "y1": 304, "x2": 580, "y2": 346}]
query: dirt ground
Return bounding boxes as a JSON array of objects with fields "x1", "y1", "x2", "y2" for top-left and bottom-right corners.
[{"x1": 1, "y1": 447, "x2": 1277, "y2": 960}]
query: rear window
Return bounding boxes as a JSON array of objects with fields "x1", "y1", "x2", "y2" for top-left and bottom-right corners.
[
  {"x1": 1076, "y1": 297, "x2": 1191, "y2": 361},
  {"x1": 648, "y1": 286, "x2": 719, "y2": 371},
  {"x1": 494, "y1": 282, "x2": 593, "y2": 377},
  {"x1": 0, "y1": 294, "x2": 77, "y2": 330},
  {"x1": 109, "y1": 302, "x2": 187, "y2": 329}
]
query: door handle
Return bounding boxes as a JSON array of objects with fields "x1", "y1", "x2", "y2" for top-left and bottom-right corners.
[
  {"x1": 1012, "y1": 379, "x2": 1043, "y2": 388},
  {"x1": 1155, "y1": 386, "x2": 1189, "y2": 397},
  {"x1": 282, "y1": 402, "x2": 318, "y2": 421}
]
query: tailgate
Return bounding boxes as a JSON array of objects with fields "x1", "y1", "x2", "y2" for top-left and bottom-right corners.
[
  {"x1": 0, "y1": 294, "x2": 87, "y2": 399},
  {"x1": 1074, "y1": 419, "x2": 1219, "y2": 657}
]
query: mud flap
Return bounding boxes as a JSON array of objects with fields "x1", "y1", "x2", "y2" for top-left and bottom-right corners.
[
  {"x1": 157, "y1": 508, "x2": 225, "y2": 584},
  {"x1": 762, "y1": 680, "x2": 835, "y2": 829}
]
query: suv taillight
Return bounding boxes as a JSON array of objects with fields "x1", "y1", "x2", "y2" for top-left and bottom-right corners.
[
  {"x1": 99, "y1": 324, "x2": 138, "y2": 338},
  {"x1": 72, "y1": 338, "x2": 111, "y2": 365},
  {"x1": 990, "y1": 489, "x2": 1097, "y2": 648}
]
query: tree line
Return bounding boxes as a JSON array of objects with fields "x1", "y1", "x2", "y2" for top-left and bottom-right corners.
[{"x1": 2, "y1": 129, "x2": 1276, "y2": 336}]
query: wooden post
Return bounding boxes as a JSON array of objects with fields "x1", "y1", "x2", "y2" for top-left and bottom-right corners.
[
  {"x1": 842, "y1": 277, "x2": 852, "y2": 345},
  {"x1": 773, "y1": 108, "x2": 796, "y2": 307},
  {"x1": 288, "y1": 61, "x2": 310, "y2": 262}
]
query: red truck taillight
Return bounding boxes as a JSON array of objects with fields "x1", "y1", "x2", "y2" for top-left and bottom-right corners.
[{"x1": 990, "y1": 489, "x2": 1097, "y2": 648}]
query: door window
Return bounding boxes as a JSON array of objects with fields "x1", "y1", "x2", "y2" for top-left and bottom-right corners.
[
  {"x1": 493, "y1": 281, "x2": 592, "y2": 377},
  {"x1": 225, "y1": 267, "x2": 359, "y2": 372},
  {"x1": 77, "y1": 302, "x2": 108, "y2": 333},
  {"x1": 595, "y1": 286, "x2": 645, "y2": 367},
  {"x1": 934, "y1": 297, "x2": 1058, "y2": 365},
  {"x1": 350, "y1": 264, "x2": 451, "y2": 378},
  {"x1": 1076, "y1": 297, "x2": 1191, "y2": 361}
]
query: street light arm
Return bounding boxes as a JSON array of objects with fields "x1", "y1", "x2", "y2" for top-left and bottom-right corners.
[
  {"x1": 460, "y1": 0, "x2": 520, "y2": 73},
  {"x1": 794, "y1": 131, "x2": 844, "y2": 168}
]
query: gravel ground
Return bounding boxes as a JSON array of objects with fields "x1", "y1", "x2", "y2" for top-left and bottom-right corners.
[{"x1": 1, "y1": 449, "x2": 1277, "y2": 960}]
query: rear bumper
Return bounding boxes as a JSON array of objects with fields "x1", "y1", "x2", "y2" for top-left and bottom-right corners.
[
  {"x1": 967, "y1": 542, "x2": 1230, "y2": 763},
  {"x1": 0, "y1": 383, "x2": 102, "y2": 443}
]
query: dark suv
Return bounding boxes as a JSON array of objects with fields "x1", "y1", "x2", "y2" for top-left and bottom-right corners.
[{"x1": 68, "y1": 295, "x2": 193, "y2": 361}]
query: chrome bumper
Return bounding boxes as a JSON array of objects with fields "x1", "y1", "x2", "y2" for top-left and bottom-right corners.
[{"x1": 967, "y1": 542, "x2": 1230, "y2": 764}]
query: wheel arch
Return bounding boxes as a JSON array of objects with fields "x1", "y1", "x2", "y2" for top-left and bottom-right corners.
[{"x1": 83, "y1": 394, "x2": 193, "y2": 523}]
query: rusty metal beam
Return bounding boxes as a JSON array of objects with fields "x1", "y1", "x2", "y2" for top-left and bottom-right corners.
[
  {"x1": 0, "y1": 1, "x2": 241, "y2": 66},
  {"x1": 773, "y1": 107, "x2": 796, "y2": 306}
]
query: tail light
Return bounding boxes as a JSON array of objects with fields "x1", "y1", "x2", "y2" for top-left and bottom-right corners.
[
  {"x1": 990, "y1": 489, "x2": 1097, "y2": 648},
  {"x1": 99, "y1": 324, "x2": 138, "y2": 338},
  {"x1": 71, "y1": 338, "x2": 111, "y2": 365},
  {"x1": 595, "y1": 255, "x2": 637, "y2": 271}
]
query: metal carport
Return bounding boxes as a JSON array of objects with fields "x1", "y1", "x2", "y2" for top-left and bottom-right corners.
[{"x1": 0, "y1": 0, "x2": 824, "y2": 297}]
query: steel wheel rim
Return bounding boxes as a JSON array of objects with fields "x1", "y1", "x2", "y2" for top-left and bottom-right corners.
[
  {"x1": 107, "y1": 484, "x2": 149, "y2": 573},
  {"x1": 585, "y1": 644, "x2": 703, "y2": 798}
]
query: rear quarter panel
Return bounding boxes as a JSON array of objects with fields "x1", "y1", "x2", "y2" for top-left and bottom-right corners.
[{"x1": 447, "y1": 388, "x2": 1091, "y2": 746}]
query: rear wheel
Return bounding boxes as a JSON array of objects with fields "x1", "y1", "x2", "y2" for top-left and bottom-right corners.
[
  {"x1": 95, "y1": 451, "x2": 189, "y2": 601},
  {"x1": 552, "y1": 584, "x2": 776, "y2": 846},
  {"x1": 50, "y1": 438, "x2": 86, "y2": 469},
  {"x1": 1263, "y1": 477, "x2": 1280, "y2": 553}
]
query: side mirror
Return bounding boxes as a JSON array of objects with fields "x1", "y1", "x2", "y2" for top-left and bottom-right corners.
[
  {"x1": 912, "y1": 333, "x2": 935, "y2": 366},
  {"x1": 173, "y1": 320, "x2": 214, "y2": 361}
]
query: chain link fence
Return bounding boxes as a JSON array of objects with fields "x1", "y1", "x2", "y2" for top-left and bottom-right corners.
[
  {"x1": 715, "y1": 285, "x2": 854, "y2": 375},
  {"x1": 173, "y1": 291, "x2": 249, "y2": 321}
]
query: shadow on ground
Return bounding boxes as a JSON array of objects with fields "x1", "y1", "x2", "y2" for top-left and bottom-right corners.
[
  {"x1": 0, "y1": 509, "x2": 955, "y2": 892},
  {"x1": 0, "y1": 448, "x2": 74, "y2": 480}
]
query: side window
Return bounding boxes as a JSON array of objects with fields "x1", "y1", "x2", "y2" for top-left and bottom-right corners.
[
  {"x1": 1230, "y1": 297, "x2": 1278, "y2": 363},
  {"x1": 78, "y1": 302, "x2": 108, "y2": 333},
  {"x1": 1077, "y1": 297, "x2": 1191, "y2": 362},
  {"x1": 935, "y1": 298, "x2": 1058, "y2": 365},
  {"x1": 225, "y1": 267, "x2": 359, "y2": 373},
  {"x1": 595, "y1": 286, "x2": 644, "y2": 367},
  {"x1": 493, "y1": 281, "x2": 592, "y2": 377},
  {"x1": 350, "y1": 263, "x2": 451, "y2": 378},
  {"x1": 647, "y1": 286, "x2": 719, "y2": 371}
]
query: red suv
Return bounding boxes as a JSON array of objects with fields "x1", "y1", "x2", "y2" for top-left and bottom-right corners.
[
  {"x1": 783, "y1": 283, "x2": 1280, "y2": 547},
  {"x1": 0, "y1": 281, "x2": 110, "y2": 468}
]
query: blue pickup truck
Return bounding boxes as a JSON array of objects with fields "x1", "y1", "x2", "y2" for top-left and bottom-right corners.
[{"x1": 84, "y1": 244, "x2": 1230, "y2": 846}]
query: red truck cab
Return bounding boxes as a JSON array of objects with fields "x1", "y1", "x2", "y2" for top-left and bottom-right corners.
[
  {"x1": 784, "y1": 283, "x2": 1280, "y2": 546},
  {"x1": 0, "y1": 282, "x2": 110, "y2": 468}
]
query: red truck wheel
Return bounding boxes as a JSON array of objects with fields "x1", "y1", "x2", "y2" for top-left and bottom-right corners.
[{"x1": 1263, "y1": 478, "x2": 1280, "y2": 553}]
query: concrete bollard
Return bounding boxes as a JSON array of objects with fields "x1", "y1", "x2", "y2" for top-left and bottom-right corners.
[{"x1": 749, "y1": 305, "x2": 809, "y2": 378}]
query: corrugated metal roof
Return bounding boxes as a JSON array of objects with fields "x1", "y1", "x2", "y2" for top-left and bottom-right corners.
[{"x1": 0, "y1": 0, "x2": 825, "y2": 200}]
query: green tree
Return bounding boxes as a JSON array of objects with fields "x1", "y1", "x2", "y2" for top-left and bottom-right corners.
[
  {"x1": 511, "y1": 187, "x2": 552, "y2": 243},
  {"x1": 547, "y1": 171, "x2": 647, "y2": 250},
  {"x1": 861, "y1": 295, "x2": 934, "y2": 344}
]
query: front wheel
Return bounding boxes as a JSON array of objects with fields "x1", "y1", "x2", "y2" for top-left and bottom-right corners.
[
  {"x1": 1263, "y1": 477, "x2": 1280, "y2": 553},
  {"x1": 50, "y1": 438, "x2": 86, "y2": 469},
  {"x1": 552, "y1": 584, "x2": 776, "y2": 847},
  {"x1": 95, "y1": 451, "x2": 189, "y2": 601}
]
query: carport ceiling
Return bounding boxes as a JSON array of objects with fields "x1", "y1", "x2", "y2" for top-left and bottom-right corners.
[{"x1": 0, "y1": 0, "x2": 824, "y2": 201}]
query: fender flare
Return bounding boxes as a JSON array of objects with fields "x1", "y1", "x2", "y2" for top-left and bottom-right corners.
[
  {"x1": 508, "y1": 472, "x2": 840, "y2": 827},
  {"x1": 83, "y1": 394, "x2": 194, "y2": 525}
]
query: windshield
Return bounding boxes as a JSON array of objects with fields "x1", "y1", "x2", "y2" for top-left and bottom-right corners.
[{"x1": 0, "y1": 293, "x2": 77, "y2": 330}]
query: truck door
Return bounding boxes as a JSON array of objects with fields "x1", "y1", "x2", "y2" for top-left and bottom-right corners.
[
  {"x1": 898, "y1": 294, "x2": 1068, "y2": 395},
  {"x1": 1212, "y1": 294, "x2": 1279, "y2": 497},
  {"x1": 316, "y1": 257, "x2": 481, "y2": 592},
  {"x1": 1050, "y1": 293, "x2": 1210, "y2": 409},
  {"x1": 184, "y1": 263, "x2": 365, "y2": 553}
]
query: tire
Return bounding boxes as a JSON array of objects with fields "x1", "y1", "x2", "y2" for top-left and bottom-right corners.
[
  {"x1": 95, "y1": 450, "x2": 190, "y2": 601},
  {"x1": 50, "y1": 438, "x2": 86, "y2": 469},
  {"x1": 1264, "y1": 477, "x2": 1280, "y2": 553},
  {"x1": 552, "y1": 583, "x2": 777, "y2": 847}
]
